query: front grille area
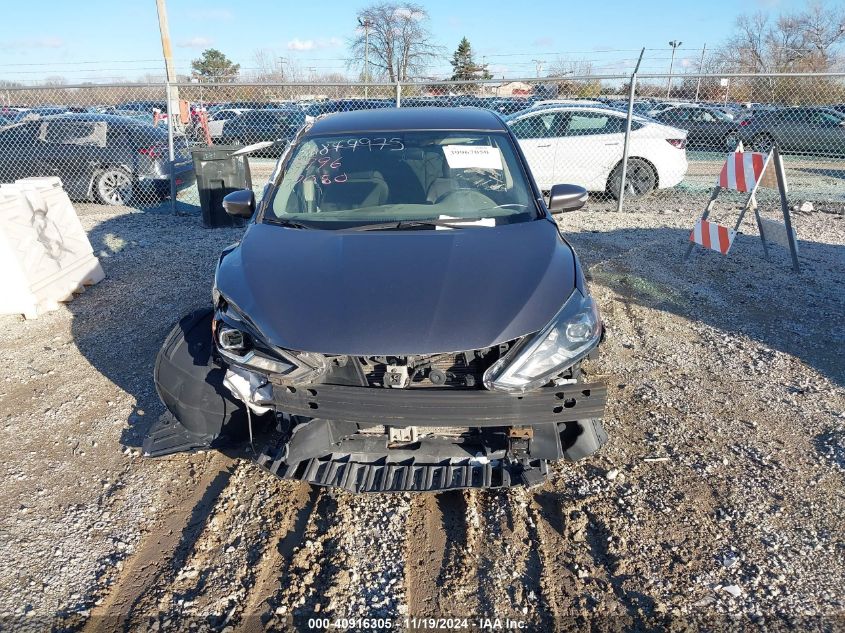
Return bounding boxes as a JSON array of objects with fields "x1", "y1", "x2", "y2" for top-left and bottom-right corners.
[{"x1": 357, "y1": 344, "x2": 515, "y2": 389}]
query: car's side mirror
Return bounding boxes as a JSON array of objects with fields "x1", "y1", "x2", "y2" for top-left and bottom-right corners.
[
  {"x1": 548, "y1": 183, "x2": 588, "y2": 214},
  {"x1": 222, "y1": 189, "x2": 255, "y2": 218}
]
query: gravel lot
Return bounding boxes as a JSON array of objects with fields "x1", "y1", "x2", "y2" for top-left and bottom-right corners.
[{"x1": 0, "y1": 187, "x2": 843, "y2": 630}]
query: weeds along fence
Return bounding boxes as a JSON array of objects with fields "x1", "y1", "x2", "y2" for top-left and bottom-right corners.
[{"x1": 0, "y1": 73, "x2": 843, "y2": 211}]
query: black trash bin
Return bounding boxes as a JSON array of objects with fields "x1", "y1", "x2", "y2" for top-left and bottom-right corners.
[{"x1": 191, "y1": 145, "x2": 253, "y2": 228}]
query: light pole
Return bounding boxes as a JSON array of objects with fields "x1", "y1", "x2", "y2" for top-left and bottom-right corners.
[
  {"x1": 358, "y1": 17, "x2": 372, "y2": 97},
  {"x1": 666, "y1": 40, "x2": 682, "y2": 99}
]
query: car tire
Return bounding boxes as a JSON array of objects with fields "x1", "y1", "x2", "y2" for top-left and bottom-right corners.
[
  {"x1": 607, "y1": 158, "x2": 657, "y2": 199},
  {"x1": 95, "y1": 167, "x2": 135, "y2": 206},
  {"x1": 723, "y1": 131, "x2": 739, "y2": 151},
  {"x1": 752, "y1": 133, "x2": 774, "y2": 154}
]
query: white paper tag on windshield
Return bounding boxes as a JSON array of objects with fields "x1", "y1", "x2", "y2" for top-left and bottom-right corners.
[
  {"x1": 435, "y1": 215, "x2": 496, "y2": 230},
  {"x1": 442, "y1": 145, "x2": 503, "y2": 170}
]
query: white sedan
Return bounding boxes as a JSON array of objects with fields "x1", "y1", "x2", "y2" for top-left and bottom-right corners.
[{"x1": 505, "y1": 105, "x2": 688, "y2": 197}]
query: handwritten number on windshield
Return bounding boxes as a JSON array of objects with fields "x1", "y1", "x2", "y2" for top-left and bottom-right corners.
[{"x1": 317, "y1": 137, "x2": 404, "y2": 154}]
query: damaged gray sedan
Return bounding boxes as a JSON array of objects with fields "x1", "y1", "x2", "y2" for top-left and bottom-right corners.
[{"x1": 145, "y1": 107, "x2": 608, "y2": 492}]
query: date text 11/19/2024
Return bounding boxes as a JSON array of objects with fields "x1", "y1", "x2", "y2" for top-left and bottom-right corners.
[{"x1": 305, "y1": 616, "x2": 528, "y2": 630}]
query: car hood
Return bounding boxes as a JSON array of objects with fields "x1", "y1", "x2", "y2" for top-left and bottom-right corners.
[{"x1": 215, "y1": 219, "x2": 575, "y2": 356}]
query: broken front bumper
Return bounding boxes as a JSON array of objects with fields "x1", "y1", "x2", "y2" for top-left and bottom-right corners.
[
  {"x1": 251, "y1": 382, "x2": 608, "y2": 492},
  {"x1": 145, "y1": 308, "x2": 609, "y2": 492}
]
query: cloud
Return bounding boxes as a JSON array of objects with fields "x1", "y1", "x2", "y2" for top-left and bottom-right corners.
[
  {"x1": 0, "y1": 37, "x2": 64, "y2": 50},
  {"x1": 189, "y1": 8, "x2": 233, "y2": 20},
  {"x1": 532, "y1": 37, "x2": 554, "y2": 49},
  {"x1": 286, "y1": 37, "x2": 342, "y2": 52},
  {"x1": 176, "y1": 36, "x2": 214, "y2": 49},
  {"x1": 680, "y1": 57, "x2": 693, "y2": 68}
]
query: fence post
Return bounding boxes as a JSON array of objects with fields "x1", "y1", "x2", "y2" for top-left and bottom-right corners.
[
  {"x1": 616, "y1": 48, "x2": 645, "y2": 213},
  {"x1": 165, "y1": 81, "x2": 177, "y2": 214},
  {"x1": 395, "y1": 82, "x2": 402, "y2": 107}
]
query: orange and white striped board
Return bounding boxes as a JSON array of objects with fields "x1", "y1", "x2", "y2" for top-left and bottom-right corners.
[
  {"x1": 718, "y1": 152, "x2": 768, "y2": 192},
  {"x1": 690, "y1": 219, "x2": 736, "y2": 255}
]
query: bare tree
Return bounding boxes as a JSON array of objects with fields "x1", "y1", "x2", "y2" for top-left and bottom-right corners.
[
  {"x1": 546, "y1": 59, "x2": 600, "y2": 97},
  {"x1": 714, "y1": 4, "x2": 845, "y2": 73},
  {"x1": 348, "y1": 2, "x2": 443, "y2": 81}
]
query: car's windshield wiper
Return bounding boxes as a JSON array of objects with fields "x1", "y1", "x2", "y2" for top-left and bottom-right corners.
[
  {"x1": 343, "y1": 217, "x2": 495, "y2": 232},
  {"x1": 264, "y1": 218, "x2": 314, "y2": 229}
]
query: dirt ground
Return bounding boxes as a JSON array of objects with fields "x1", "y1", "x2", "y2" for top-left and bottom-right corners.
[{"x1": 0, "y1": 189, "x2": 843, "y2": 631}]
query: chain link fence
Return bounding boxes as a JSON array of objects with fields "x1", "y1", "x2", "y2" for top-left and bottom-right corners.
[{"x1": 1, "y1": 73, "x2": 843, "y2": 212}]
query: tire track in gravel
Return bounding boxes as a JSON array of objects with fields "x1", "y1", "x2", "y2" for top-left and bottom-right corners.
[
  {"x1": 530, "y1": 489, "x2": 591, "y2": 627},
  {"x1": 236, "y1": 482, "x2": 319, "y2": 632},
  {"x1": 405, "y1": 490, "x2": 475, "y2": 617},
  {"x1": 83, "y1": 451, "x2": 235, "y2": 633},
  {"x1": 475, "y1": 489, "x2": 549, "y2": 627}
]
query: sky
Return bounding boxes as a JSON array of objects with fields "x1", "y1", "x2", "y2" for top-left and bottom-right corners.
[{"x1": 0, "y1": 0, "x2": 815, "y2": 84}]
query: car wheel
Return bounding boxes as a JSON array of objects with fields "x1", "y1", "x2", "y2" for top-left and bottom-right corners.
[
  {"x1": 752, "y1": 133, "x2": 774, "y2": 154},
  {"x1": 607, "y1": 158, "x2": 657, "y2": 199},
  {"x1": 723, "y1": 131, "x2": 739, "y2": 151},
  {"x1": 95, "y1": 168, "x2": 134, "y2": 206}
]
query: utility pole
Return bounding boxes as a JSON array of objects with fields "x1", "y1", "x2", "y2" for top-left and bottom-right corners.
[
  {"x1": 277, "y1": 56, "x2": 288, "y2": 80},
  {"x1": 694, "y1": 43, "x2": 706, "y2": 102},
  {"x1": 155, "y1": 0, "x2": 178, "y2": 213},
  {"x1": 666, "y1": 40, "x2": 682, "y2": 99},
  {"x1": 532, "y1": 59, "x2": 545, "y2": 78},
  {"x1": 358, "y1": 17, "x2": 372, "y2": 97},
  {"x1": 155, "y1": 0, "x2": 176, "y2": 83}
]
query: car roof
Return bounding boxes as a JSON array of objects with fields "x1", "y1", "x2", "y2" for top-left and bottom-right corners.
[
  {"x1": 37, "y1": 112, "x2": 154, "y2": 125},
  {"x1": 307, "y1": 107, "x2": 507, "y2": 135}
]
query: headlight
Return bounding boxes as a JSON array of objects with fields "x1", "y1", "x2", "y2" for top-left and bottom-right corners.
[
  {"x1": 218, "y1": 326, "x2": 249, "y2": 352},
  {"x1": 483, "y1": 289, "x2": 601, "y2": 394},
  {"x1": 214, "y1": 307, "x2": 328, "y2": 385}
]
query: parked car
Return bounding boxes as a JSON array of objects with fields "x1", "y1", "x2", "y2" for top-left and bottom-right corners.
[
  {"x1": 0, "y1": 113, "x2": 195, "y2": 205},
  {"x1": 111, "y1": 100, "x2": 167, "y2": 117},
  {"x1": 732, "y1": 105, "x2": 779, "y2": 125},
  {"x1": 486, "y1": 97, "x2": 536, "y2": 115},
  {"x1": 11, "y1": 107, "x2": 72, "y2": 123},
  {"x1": 737, "y1": 106, "x2": 845, "y2": 155},
  {"x1": 505, "y1": 105, "x2": 688, "y2": 197},
  {"x1": 303, "y1": 99, "x2": 394, "y2": 118},
  {"x1": 652, "y1": 105, "x2": 740, "y2": 150},
  {"x1": 203, "y1": 107, "x2": 252, "y2": 140},
  {"x1": 219, "y1": 108, "x2": 306, "y2": 151},
  {"x1": 145, "y1": 107, "x2": 608, "y2": 492}
]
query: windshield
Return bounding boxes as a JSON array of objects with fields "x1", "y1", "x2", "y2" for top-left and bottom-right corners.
[{"x1": 266, "y1": 130, "x2": 537, "y2": 227}]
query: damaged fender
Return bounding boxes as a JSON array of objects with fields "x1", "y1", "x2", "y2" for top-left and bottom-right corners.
[{"x1": 143, "y1": 308, "x2": 247, "y2": 457}]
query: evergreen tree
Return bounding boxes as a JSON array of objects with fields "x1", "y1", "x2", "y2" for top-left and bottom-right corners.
[
  {"x1": 450, "y1": 37, "x2": 491, "y2": 81},
  {"x1": 191, "y1": 49, "x2": 240, "y2": 82}
]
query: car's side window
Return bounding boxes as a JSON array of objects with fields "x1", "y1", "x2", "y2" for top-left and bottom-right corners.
[
  {"x1": 691, "y1": 110, "x2": 716, "y2": 123},
  {"x1": 809, "y1": 111, "x2": 840, "y2": 126},
  {"x1": 666, "y1": 109, "x2": 690, "y2": 122},
  {"x1": 511, "y1": 114, "x2": 556, "y2": 139},
  {"x1": 562, "y1": 112, "x2": 624, "y2": 136},
  {"x1": 39, "y1": 121, "x2": 107, "y2": 147}
]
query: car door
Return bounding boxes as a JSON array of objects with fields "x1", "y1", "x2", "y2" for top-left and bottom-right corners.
[
  {"x1": 771, "y1": 109, "x2": 805, "y2": 152},
  {"x1": 0, "y1": 122, "x2": 40, "y2": 181},
  {"x1": 688, "y1": 109, "x2": 723, "y2": 147},
  {"x1": 508, "y1": 112, "x2": 559, "y2": 189},
  {"x1": 805, "y1": 109, "x2": 845, "y2": 155},
  {"x1": 34, "y1": 120, "x2": 108, "y2": 198},
  {"x1": 658, "y1": 108, "x2": 695, "y2": 142},
  {"x1": 553, "y1": 110, "x2": 626, "y2": 190}
]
